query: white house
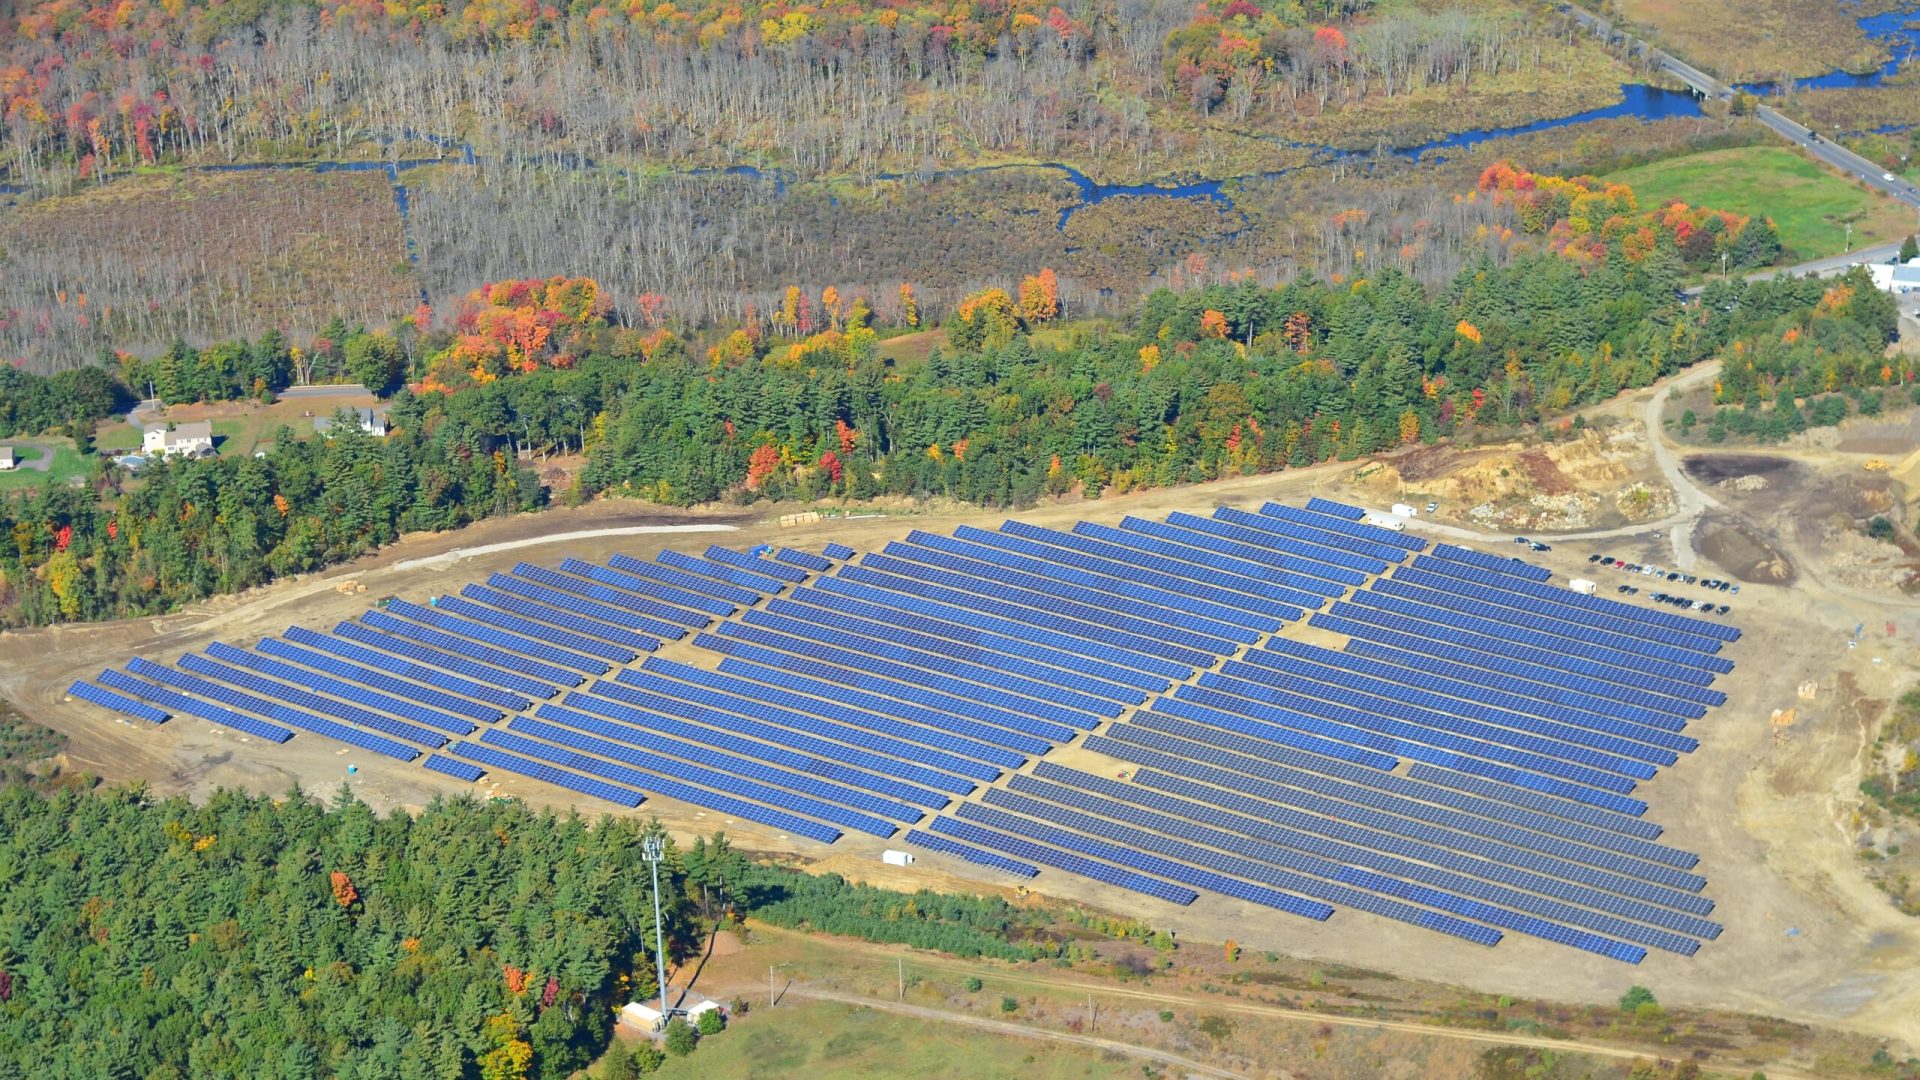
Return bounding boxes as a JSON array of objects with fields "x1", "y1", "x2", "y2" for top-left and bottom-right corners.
[
  {"x1": 313, "y1": 408, "x2": 388, "y2": 437},
  {"x1": 1865, "y1": 257, "x2": 1920, "y2": 294},
  {"x1": 618, "y1": 1002, "x2": 665, "y2": 1032},
  {"x1": 141, "y1": 422, "x2": 214, "y2": 457},
  {"x1": 0, "y1": 446, "x2": 15, "y2": 471}
]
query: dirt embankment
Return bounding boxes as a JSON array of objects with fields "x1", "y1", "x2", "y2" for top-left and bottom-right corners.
[
  {"x1": 1352, "y1": 424, "x2": 1671, "y2": 530},
  {"x1": 1697, "y1": 515, "x2": 1795, "y2": 584}
]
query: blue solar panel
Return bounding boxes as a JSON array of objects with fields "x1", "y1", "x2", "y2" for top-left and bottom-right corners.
[
  {"x1": 823, "y1": 543, "x2": 856, "y2": 561},
  {"x1": 432, "y1": 593, "x2": 640, "y2": 663},
  {"x1": 563, "y1": 686, "x2": 952, "y2": 810},
  {"x1": 1159, "y1": 511, "x2": 1391, "y2": 575},
  {"x1": 788, "y1": 584, "x2": 1171, "y2": 693},
  {"x1": 98, "y1": 669, "x2": 294, "y2": 743},
  {"x1": 384, "y1": 599, "x2": 612, "y2": 674},
  {"x1": 1409, "y1": 554, "x2": 1740, "y2": 642},
  {"x1": 360, "y1": 609, "x2": 585, "y2": 686},
  {"x1": 858, "y1": 550, "x2": 1244, "y2": 656},
  {"x1": 256, "y1": 637, "x2": 501, "y2": 724},
  {"x1": 738, "y1": 605, "x2": 1132, "y2": 715},
  {"x1": 447, "y1": 740, "x2": 645, "y2": 808},
  {"x1": 1024, "y1": 765, "x2": 1711, "y2": 946},
  {"x1": 492, "y1": 570, "x2": 701, "y2": 635},
  {"x1": 181, "y1": 653, "x2": 452, "y2": 748},
  {"x1": 1306, "y1": 497, "x2": 1367, "y2": 520},
  {"x1": 707, "y1": 623, "x2": 1089, "y2": 737},
  {"x1": 517, "y1": 561, "x2": 722, "y2": 624},
  {"x1": 522, "y1": 705, "x2": 913, "y2": 834},
  {"x1": 126, "y1": 657, "x2": 421, "y2": 761},
  {"x1": 1428, "y1": 542, "x2": 1554, "y2": 582},
  {"x1": 1215, "y1": 506, "x2": 1409, "y2": 565},
  {"x1": 1256, "y1": 502, "x2": 1428, "y2": 552},
  {"x1": 464, "y1": 582, "x2": 672, "y2": 648},
  {"x1": 1388, "y1": 566, "x2": 1726, "y2": 656},
  {"x1": 285, "y1": 625, "x2": 535, "y2": 709},
  {"x1": 653, "y1": 549, "x2": 786, "y2": 597},
  {"x1": 927, "y1": 816, "x2": 1199, "y2": 905},
  {"x1": 205, "y1": 641, "x2": 477, "y2": 735},
  {"x1": 68, "y1": 680, "x2": 169, "y2": 723},
  {"x1": 831, "y1": 562, "x2": 1212, "y2": 671},
  {"x1": 572, "y1": 556, "x2": 748, "y2": 613},
  {"x1": 886, "y1": 533, "x2": 1272, "y2": 641},
  {"x1": 999, "y1": 519, "x2": 1342, "y2": 604},
  {"x1": 952, "y1": 524, "x2": 1321, "y2": 617},
  {"x1": 707, "y1": 656, "x2": 1035, "y2": 767},
  {"x1": 424, "y1": 754, "x2": 485, "y2": 782},
  {"x1": 774, "y1": 547, "x2": 834, "y2": 572},
  {"x1": 904, "y1": 829, "x2": 1040, "y2": 877},
  {"x1": 706, "y1": 544, "x2": 811, "y2": 583},
  {"x1": 649, "y1": 658, "x2": 1015, "y2": 777},
  {"x1": 1090, "y1": 731, "x2": 1709, "y2": 914},
  {"x1": 1114, "y1": 514, "x2": 1380, "y2": 581}
]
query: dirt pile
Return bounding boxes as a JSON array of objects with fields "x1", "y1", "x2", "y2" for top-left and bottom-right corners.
[
  {"x1": 1351, "y1": 426, "x2": 1663, "y2": 530},
  {"x1": 1718, "y1": 474, "x2": 1770, "y2": 492},
  {"x1": 1816, "y1": 520, "x2": 1914, "y2": 591},
  {"x1": 1697, "y1": 516, "x2": 1795, "y2": 583}
]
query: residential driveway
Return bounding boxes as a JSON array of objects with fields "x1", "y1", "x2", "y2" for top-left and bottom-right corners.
[{"x1": 4, "y1": 442, "x2": 55, "y2": 472}]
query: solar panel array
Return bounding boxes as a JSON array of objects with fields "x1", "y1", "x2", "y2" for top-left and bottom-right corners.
[{"x1": 66, "y1": 503, "x2": 1740, "y2": 963}]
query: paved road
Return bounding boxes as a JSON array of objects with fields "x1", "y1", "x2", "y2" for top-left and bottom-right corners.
[
  {"x1": 1561, "y1": 6, "x2": 1920, "y2": 208},
  {"x1": 2, "y1": 442, "x2": 55, "y2": 473}
]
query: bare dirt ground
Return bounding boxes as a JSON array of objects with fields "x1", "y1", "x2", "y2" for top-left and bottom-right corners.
[{"x1": 8, "y1": 364, "x2": 1920, "y2": 1059}]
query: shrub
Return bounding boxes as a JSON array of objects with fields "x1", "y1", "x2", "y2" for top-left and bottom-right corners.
[
  {"x1": 630, "y1": 1043, "x2": 665, "y2": 1074},
  {"x1": 964, "y1": 977, "x2": 983, "y2": 992},
  {"x1": 696, "y1": 1009, "x2": 725, "y2": 1036},
  {"x1": 1159, "y1": 1010, "x2": 1174, "y2": 1022},
  {"x1": 663, "y1": 1017, "x2": 698, "y2": 1057},
  {"x1": 1000, "y1": 996, "x2": 1019, "y2": 1014},
  {"x1": 1618, "y1": 985, "x2": 1657, "y2": 1013}
]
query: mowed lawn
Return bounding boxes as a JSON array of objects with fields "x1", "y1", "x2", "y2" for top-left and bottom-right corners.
[
  {"x1": 1608, "y1": 146, "x2": 1913, "y2": 262},
  {"x1": 0, "y1": 442, "x2": 90, "y2": 491},
  {"x1": 644, "y1": 1001, "x2": 1131, "y2": 1080}
]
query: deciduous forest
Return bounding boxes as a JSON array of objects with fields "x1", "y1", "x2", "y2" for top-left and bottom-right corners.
[{"x1": 0, "y1": 167, "x2": 1897, "y2": 631}]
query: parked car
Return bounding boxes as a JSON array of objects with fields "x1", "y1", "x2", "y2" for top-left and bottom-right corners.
[
  {"x1": 1589, "y1": 554, "x2": 1603, "y2": 563},
  {"x1": 1717, "y1": 604, "x2": 1730, "y2": 615},
  {"x1": 1530, "y1": 542, "x2": 1551, "y2": 552},
  {"x1": 1617, "y1": 585, "x2": 1632, "y2": 593},
  {"x1": 1514, "y1": 536, "x2": 1530, "y2": 545},
  {"x1": 1426, "y1": 502, "x2": 1439, "y2": 513}
]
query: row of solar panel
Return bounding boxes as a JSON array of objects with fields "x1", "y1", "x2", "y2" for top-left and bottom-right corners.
[
  {"x1": 1429, "y1": 542, "x2": 1554, "y2": 583},
  {"x1": 1393, "y1": 565, "x2": 1726, "y2": 656},
  {"x1": 707, "y1": 624, "x2": 1086, "y2": 740},
  {"x1": 677, "y1": 658, "x2": 1029, "y2": 772},
  {"x1": 1027, "y1": 764, "x2": 1712, "y2": 942},
  {"x1": 432, "y1": 593, "x2": 642, "y2": 664},
  {"x1": 1001, "y1": 519, "x2": 1347, "y2": 603},
  {"x1": 982, "y1": 777, "x2": 1687, "y2": 958},
  {"x1": 1131, "y1": 513, "x2": 1385, "y2": 580},
  {"x1": 774, "y1": 547, "x2": 835, "y2": 573},
  {"x1": 929, "y1": 816, "x2": 1199, "y2": 905},
  {"x1": 358, "y1": 610, "x2": 583, "y2": 688},
  {"x1": 526, "y1": 560, "x2": 732, "y2": 622},
  {"x1": 653, "y1": 549, "x2": 786, "y2": 599},
  {"x1": 834, "y1": 562, "x2": 1217, "y2": 671},
  {"x1": 1092, "y1": 733, "x2": 1710, "y2": 916},
  {"x1": 823, "y1": 542, "x2": 856, "y2": 561},
  {"x1": 1306, "y1": 496, "x2": 1367, "y2": 520},
  {"x1": 459, "y1": 584, "x2": 663, "y2": 653},
  {"x1": 425, "y1": 754, "x2": 486, "y2": 782},
  {"x1": 288, "y1": 625, "x2": 535, "y2": 710},
  {"x1": 382, "y1": 600, "x2": 611, "y2": 676},
  {"x1": 1117, "y1": 709, "x2": 1683, "y2": 887},
  {"x1": 1064, "y1": 519, "x2": 1365, "y2": 595},
  {"x1": 1336, "y1": 588, "x2": 1728, "y2": 699},
  {"x1": 489, "y1": 568, "x2": 702, "y2": 637},
  {"x1": 613, "y1": 662, "x2": 988, "y2": 791},
  {"x1": 708, "y1": 544, "x2": 810, "y2": 585},
  {"x1": 886, "y1": 535, "x2": 1274, "y2": 643},
  {"x1": 95, "y1": 669, "x2": 288, "y2": 744},
  {"x1": 517, "y1": 709, "x2": 864, "y2": 840},
  {"x1": 704, "y1": 644, "x2": 1053, "y2": 761},
  {"x1": 1232, "y1": 651, "x2": 1684, "y2": 769},
  {"x1": 1185, "y1": 673, "x2": 1649, "y2": 796},
  {"x1": 784, "y1": 584, "x2": 1171, "y2": 693},
  {"x1": 571, "y1": 681, "x2": 958, "y2": 807},
  {"x1": 581, "y1": 555, "x2": 749, "y2": 613},
  {"x1": 741, "y1": 604, "x2": 1130, "y2": 717},
  {"x1": 68, "y1": 680, "x2": 169, "y2": 724},
  {"x1": 1334, "y1": 634, "x2": 1698, "y2": 732},
  {"x1": 178, "y1": 652, "x2": 452, "y2": 748},
  {"x1": 904, "y1": 829, "x2": 1040, "y2": 877},
  {"x1": 451, "y1": 740, "x2": 645, "y2": 807},
  {"x1": 203, "y1": 642, "x2": 477, "y2": 736},
  {"x1": 250, "y1": 638, "x2": 503, "y2": 725},
  {"x1": 1409, "y1": 553, "x2": 1742, "y2": 643},
  {"x1": 125, "y1": 657, "x2": 423, "y2": 762},
  {"x1": 1258, "y1": 638, "x2": 1699, "y2": 755},
  {"x1": 1255, "y1": 502, "x2": 1429, "y2": 554},
  {"x1": 953, "y1": 523, "x2": 1328, "y2": 614},
  {"x1": 1208, "y1": 505, "x2": 1415, "y2": 568}
]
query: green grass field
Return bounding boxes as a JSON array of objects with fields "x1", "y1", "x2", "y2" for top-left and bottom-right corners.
[
  {"x1": 639, "y1": 1001, "x2": 1129, "y2": 1080},
  {"x1": 0, "y1": 442, "x2": 90, "y2": 490},
  {"x1": 1606, "y1": 145, "x2": 1913, "y2": 262},
  {"x1": 92, "y1": 420, "x2": 141, "y2": 454}
]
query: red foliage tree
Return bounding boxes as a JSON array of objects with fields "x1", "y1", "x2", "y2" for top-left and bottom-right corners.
[
  {"x1": 819, "y1": 450, "x2": 843, "y2": 484},
  {"x1": 745, "y1": 444, "x2": 780, "y2": 490},
  {"x1": 329, "y1": 871, "x2": 358, "y2": 908}
]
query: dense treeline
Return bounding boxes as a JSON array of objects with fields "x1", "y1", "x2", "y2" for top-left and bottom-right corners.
[
  {"x1": 0, "y1": 784, "x2": 700, "y2": 1078},
  {"x1": 0, "y1": 398, "x2": 544, "y2": 625},
  {"x1": 737, "y1": 869, "x2": 1056, "y2": 961},
  {"x1": 0, "y1": 168, "x2": 1894, "y2": 627}
]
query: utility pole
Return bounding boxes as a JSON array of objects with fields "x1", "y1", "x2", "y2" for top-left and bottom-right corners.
[
  {"x1": 642, "y1": 836, "x2": 671, "y2": 1026},
  {"x1": 770, "y1": 965, "x2": 776, "y2": 1010},
  {"x1": 897, "y1": 956, "x2": 904, "y2": 1001}
]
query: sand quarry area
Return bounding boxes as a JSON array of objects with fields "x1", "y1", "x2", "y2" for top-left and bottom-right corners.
[{"x1": 11, "y1": 366, "x2": 1920, "y2": 1055}]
